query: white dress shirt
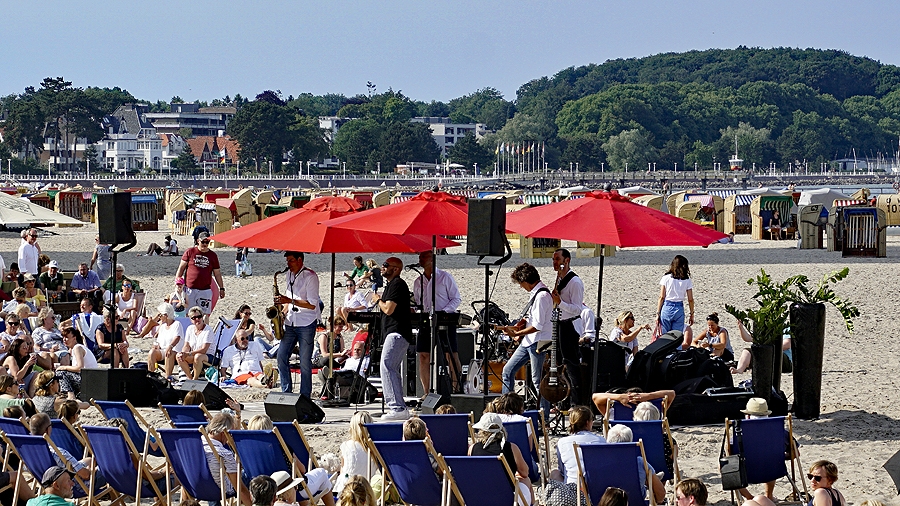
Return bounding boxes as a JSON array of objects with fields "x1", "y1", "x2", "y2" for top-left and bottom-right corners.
[
  {"x1": 343, "y1": 291, "x2": 368, "y2": 311},
  {"x1": 283, "y1": 267, "x2": 321, "y2": 327},
  {"x1": 221, "y1": 340, "x2": 265, "y2": 376},
  {"x1": 18, "y1": 240, "x2": 38, "y2": 275},
  {"x1": 413, "y1": 268, "x2": 461, "y2": 312},
  {"x1": 555, "y1": 271, "x2": 584, "y2": 320},
  {"x1": 522, "y1": 281, "x2": 552, "y2": 347}
]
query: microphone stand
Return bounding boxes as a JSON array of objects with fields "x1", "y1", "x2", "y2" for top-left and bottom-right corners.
[{"x1": 211, "y1": 320, "x2": 230, "y2": 388}]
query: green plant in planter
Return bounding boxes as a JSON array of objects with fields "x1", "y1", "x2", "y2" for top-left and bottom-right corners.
[{"x1": 725, "y1": 267, "x2": 859, "y2": 345}]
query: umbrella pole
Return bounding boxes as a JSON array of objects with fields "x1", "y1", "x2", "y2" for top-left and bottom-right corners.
[
  {"x1": 591, "y1": 245, "x2": 605, "y2": 394},
  {"x1": 430, "y1": 236, "x2": 438, "y2": 394},
  {"x1": 328, "y1": 253, "x2": 335, "y2": 378}
]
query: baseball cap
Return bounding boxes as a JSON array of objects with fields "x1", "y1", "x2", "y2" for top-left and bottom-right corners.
[
  {"x1": 48, "y1": 260, "x2": 59, "y2": 269},
  {"x1": 41, "y1": 466, "x2": 74, "y2": 488},
  {"x1": 175, "y1": 277, "x2": 185, "y2": 285},
  {"x1": 198, "y1": 232, "x2": 210, "y2": 240}
]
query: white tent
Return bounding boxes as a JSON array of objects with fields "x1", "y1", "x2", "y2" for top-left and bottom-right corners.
[
  {"x1": 0, "y1": 192, "x2": 84, "y2": 228},
  {"x1": 797, "y1": 188, "x2": 852, "y2": 212},
  {"x1": 617, "y1": 185, "x2": 660, "y2": 197}
]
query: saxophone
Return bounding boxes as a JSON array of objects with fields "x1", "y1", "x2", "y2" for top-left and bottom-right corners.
[{"x1": 267, "y1": 268, "x2": 289, "y2": 341}]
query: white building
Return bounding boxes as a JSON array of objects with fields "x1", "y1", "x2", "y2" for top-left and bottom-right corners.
[
  {"x1": 410, "y1": 117, "x2": 488, "y2": 156},
  {"x1": 145, "y1": 103, "x2": 234, "y2": 137},
  {"x1": 100, "y1": 105, "x2": 162, "y2": 172}
]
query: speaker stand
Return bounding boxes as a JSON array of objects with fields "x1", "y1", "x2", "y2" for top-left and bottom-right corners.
[{"x1": 105, "y1": 241, "x2": 136, "y2": 369}]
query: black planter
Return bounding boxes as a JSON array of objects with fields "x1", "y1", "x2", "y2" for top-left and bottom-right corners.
[
  {"x1": 750, "y1": 343, "x2": 776, "y2": 402},
  {"x1": 791, "y1": 302, "x2": 826, "y2": 419},
  {"x1": 772, "y1": 344, "x2": 783, "y2": 392}
]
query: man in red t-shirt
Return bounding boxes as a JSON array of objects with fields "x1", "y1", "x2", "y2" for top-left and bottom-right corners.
[{"x1": 175, "y1": 232, "x2": 225, "y2": 321}]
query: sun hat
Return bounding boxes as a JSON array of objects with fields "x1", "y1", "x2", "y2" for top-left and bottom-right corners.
[
  {"x1": 741, "y1": 397, "x2": 772, "y2": 416},
  {"x1": 22, "y1": 273, "x2": 35, "y2": 282},
  {"x1": 472, "y1": 412, "x2": 504, "y2": 432},
  {"x1": 41, "y1": 466, "x2": 74, "y2": 488},
  {"x1": 270, "y1": 470, "x2": 304, "y2": 495}
]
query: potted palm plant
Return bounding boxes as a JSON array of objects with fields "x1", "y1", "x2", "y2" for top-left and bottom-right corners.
[{"x1": 726, "y1": 268, "x2": 858, "y2": 407}]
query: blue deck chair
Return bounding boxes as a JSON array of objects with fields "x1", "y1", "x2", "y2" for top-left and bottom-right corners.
[
  {"x1": 173, "y1": 421, "x2": 208, "y2": 429},
  {"x1": 363, "y1": 422, "x2": 403, "y2": 441},
  {"x1": 226, "y1": 428, "x2": 327, "y2": 505},
  {"x1": 82, "y1": 425, "x2": 171, "y2": 506},
  {"x1": 418, "y1": 414, "x2": 473, "y2": 456},
  {"x1": 159, "y1": 404, "x2": 208, "y2": 426},
  {"x1": 607, "y1": 420, "x2": 679, "y2": 482},
  {"x1": 274, "y1": 421, "x2": 319, "y2": 471},
  {"x1": 154, "y1": 428, "x2": 232, "y2": 504},
  {"x1": 3, "y1": 432, "x2": 105, "y2": 505},
  {"x1": 524, "y1": 409, "x2": 550, "y2": 480},
  {"x1": 575, "y1": 442, "x2": 655, "y2": 506},
  {"x1": 502, "y1": 420, "x2": 540, "y2": 483},
  {"x1": 608, "y1": 398, "x2": 666, "y2": 421},
  {"x1": 369, "y1": 439, "x2": 461, "y2": 506},
  {"x1": 727, "y1": 416, "x2": 803, "y2": 496},
  {"x1": 91, "y1": 399, "x2": 164, "y2": 458},
  {"x1": 443, "y1": 455, "x2": 528, "y2": 506},
  {"x1": 0, "y1": 417, "x2": 28, "y2": 435},
  {"x1": 49, "y1": 419, "x2": 86, "y2": 460}
]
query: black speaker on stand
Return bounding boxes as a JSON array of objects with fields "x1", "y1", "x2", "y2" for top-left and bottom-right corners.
[
  {"x1": 467, "y1": 199, "x2": 506, "y2": 257},
  {"x1": 96, "y1": 193, "x2": 137, "y2": 246}
]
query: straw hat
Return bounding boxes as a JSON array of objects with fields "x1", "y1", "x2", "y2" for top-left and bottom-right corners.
[
  {"x1": 741, "y1": 397, "x2": 771, "y2": 416},
  {"x1": 270, "y1": 470, "x2": 304, "y2": 495}
]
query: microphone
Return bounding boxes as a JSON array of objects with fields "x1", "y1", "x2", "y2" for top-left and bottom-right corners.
[
  {"x1": 218, "y1": 316, "x2": 233, "y2": 329},
  {"x1": 405, "y1": 263, "x2": 421, "y2": 270}
]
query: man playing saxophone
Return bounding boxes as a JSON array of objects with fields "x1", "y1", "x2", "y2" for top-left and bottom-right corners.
[{"x1": 274, "y1": 251, "x2": 321, "y2": 396}]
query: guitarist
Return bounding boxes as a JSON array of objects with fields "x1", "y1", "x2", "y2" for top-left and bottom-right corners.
[
  {"x1": 500, "y1": 263, "x2": 552, "y2": 414},
  {"x1": 551, "y1": 248, "x2": 583, "y2": 407}
]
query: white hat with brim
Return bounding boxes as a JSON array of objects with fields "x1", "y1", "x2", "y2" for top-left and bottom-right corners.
[
  {"x1": 271, "y1": 470, "x2": 305, "y2": 495},
  {"x1": 741, "y1": 397, "x2": 772, "y2": 416},
  {"x1": 472, "y1": 412, "x2": 504, "y2": 432}
]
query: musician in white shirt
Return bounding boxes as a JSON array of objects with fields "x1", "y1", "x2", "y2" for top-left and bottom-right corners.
[
  {"x1": 274, "y1": 251, "x2": 321, "y2": 396},
  {"x1": 551, "y1": 248, "x2": 584, "y2": 406},
  {"x1": 412, "y1": 250, "x2": 462, "y2": 394}
]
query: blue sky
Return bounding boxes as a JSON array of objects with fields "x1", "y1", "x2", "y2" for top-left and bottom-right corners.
[{"x1": 4, "y1": 1, "x2": 900, "y2": 103}]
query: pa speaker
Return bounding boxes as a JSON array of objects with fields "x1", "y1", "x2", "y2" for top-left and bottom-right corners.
[
  {"x1": 467, "y1": 199, "x2": 506, "y2": 257},
  {"x1": 450, "y1": 393, "x2": 501, "y2": 421},
  {"x1": 265, "y1": 392, "x2": 325, "y2": 424},
  {"x1": 80, "y1": 368, "x2": 156, "y2": 407},
  {"x1": 420, "y1": 392, "x2": 451, "y2": 414},
  {"x1": 176, "y1": 379, "x2": 233, "y2": 411},
  {"x1": 97, "y1": 193, "x2": 136, "y2": 245}
]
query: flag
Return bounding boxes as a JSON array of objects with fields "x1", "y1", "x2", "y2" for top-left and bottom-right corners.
[{"x1": 495, "y1": 143, "x2": 499, "y2": 155}]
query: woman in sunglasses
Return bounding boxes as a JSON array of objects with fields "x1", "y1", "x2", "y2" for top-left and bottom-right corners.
[
  {"x1": 0, "y1": 315, "x2": 25, "y2": 362},
  {"x1": 115, "y1": 281, "x2": 139, "y2": 332},
  {"x1": 95, "y1": 307, "x2": 130, "y2": 368}
]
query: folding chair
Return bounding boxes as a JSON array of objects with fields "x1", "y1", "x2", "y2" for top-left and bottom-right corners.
[
  {"x1": 444, "y1": 455, "x2": 529, "y2": 506},
  {"x1": 502, "y1": 419, "x2": 541, "y2": 484},
  {"x1": 91, "y1": 399, "x2": 164, "y2": 458},
  {"x1": 82, "y1": 425, "x2": 171, "y2": 506},
  {"x1": 418, "y1": 413, "x2": 474, "y2": 456},
  {"x1": 275, "y1": 421, "x2": 320, "y2": 471},
  {"x1": 159, "y1": 403, "x2": 209, "y2": 427},
  {"x1": 523, "y1": 409, "x2": 551, "y2": 483},
  {"x1": 172, "y1": 421, "x2": 208, "y2": 430},
  {"x1": 604, "y1": 420, "x2": 680, "y2": 483},
  {"x1": 368, "y1": 439, "x2": 463, "y2": 506},
  {"x1": 575, "y1": 442, "x2": 655, "y2": 506},
  {"x1": 49, "y1": 418, "x2": 87, "y2": 460},
  {"x1": 0, "y1": 417, "x2": 29, "y2": 435},
  {"x1": 725, "y1": 416, "x2": 806, "y2": 503},
  {"x1": 607, "y1": 397, "x2": 666, "y2": 421},
  {"x1": 154, "y1": 427, "x2": 233, "y2": 506},
  {"x1": 363, "y1": 422, "x2": 403, "y2": 441},
  {"x1": 226, "y1": 428, "x2": 329, "y2": 505}
]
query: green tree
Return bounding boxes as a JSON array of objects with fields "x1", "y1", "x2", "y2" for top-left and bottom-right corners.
[
  {"x1": 375, "y1": 122, "x2": 440, "y2": 171},
  {"x1": 715, "y1": 122, "x2": 775, "y2": 168},
  {"x1": 601, "y1": 129, "x2": 657, "y2": 171},
  {"x1": 448, "y1": 88, "x2": 515, "y2": 130},
  {"x1": 290, "y1": 115, "x2": 329, "y2": 168},
  {"x1": 331, "y1": 119, "x2": 382, "y2": 171},
  {"x1": 78, "y1": 144, "x2": 100, "y2": 172},
  {"x1": 228, "y1": 99, "x2": 294, "y2": 170},
  {"x1": 684, "y1": 140, "x2": 714, "y2": 170},
  {"x1": 177, "y1": 127, "x2": 193, "y2": 139},
  {"x1": 170, "y1": 144, "x2": 198, "y2": 173},
  {"x1": 446, "y1": 133, "x2": 492, "y2": 170},
  {"x1": 560, "y1": 135, "x2": 605, "y2": 171}
]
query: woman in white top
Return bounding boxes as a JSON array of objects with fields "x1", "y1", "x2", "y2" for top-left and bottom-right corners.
[
  {"x1": 56, "y1": 326, "x2": 98, "y2": 403},
  {"x1": 609, "y1": 310, "x2": 651, "y2": 368},
  {"x1": 335, "y1": 410, "x2": 375, "y2": 494},
  {"x1": 115, "y1": 281, "x2": 139, "y2": 332},
  {"x1": 148, "y1": 303, "x2": 183, "y2": 378},
  {"x1": 167, "y1": 278, "x2": 187, "y2": 317},
  {"x1": 656, "y1": 255, "x2": 695, "y2": 335}
]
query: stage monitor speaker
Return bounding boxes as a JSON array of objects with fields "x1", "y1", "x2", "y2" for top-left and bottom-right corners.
[
  {"x1": 451, "y1": 393, "x2": 501, "y2": 421},
  {"x1": 265, "y1": 392, "x2": 325, "y2": 424},
  {"x1": 467, "y1": 199, "x2": 506, "y2": 257},
  {"x1": 97, "y1": 193, "x2": 136, "y2": 245},
  {"x1": 80, "y1": 368, "x2": 156, "y2": 407},
  {"x1": 176, "y1": 379, "x2": 233, "y2": 411},
  {"x1": 420, "y1": 392, "x2": 452, "y2": 414}
]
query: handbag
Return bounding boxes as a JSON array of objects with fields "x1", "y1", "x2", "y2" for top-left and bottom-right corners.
[
  {"x1": 719, "y1": 420, "x2": 748, "y2": 490},
  {"x1": 650, "y1": 321, "x2": 663, "y2": 342}
]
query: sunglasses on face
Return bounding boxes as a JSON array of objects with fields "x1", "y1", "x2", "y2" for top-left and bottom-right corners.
[
  {"x1": 382, "y1": 263, "x2": 390, "y2": 268},
  {"x1": 242, "y1": 312, "x2": 251, "y2": 316},
  {"x1": 200, "y1": 240, "x2": 210, "y2": 244},
  {"x1": 123, "y1": 284, "x2": 132, "y2": 288},
  {"x1": 807, "y1": 474, "x2": 823, "y2": 482},
  {"x1": 240, "y1": 337, "x2": 249, "y2": 342},
  {"x1": 190, "y1": 315, "x2": 203, "y2": 320}
]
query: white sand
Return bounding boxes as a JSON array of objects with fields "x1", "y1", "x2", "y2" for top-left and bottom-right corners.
[{"x1": 3, "y1": 224, "x2": 897, "y2": 504}]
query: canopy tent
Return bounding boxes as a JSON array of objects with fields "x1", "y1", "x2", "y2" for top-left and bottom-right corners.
[
  {"x1": 797, "y1": 188, "x2": 852, "y2": 213},
  {"x1": 0, "y1": 192, "x2": 84, "y2": 228}
]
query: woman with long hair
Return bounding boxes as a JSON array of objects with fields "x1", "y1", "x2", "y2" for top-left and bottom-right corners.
[
  {"x1": 96, "y1": 308, "x2": 130, "y2": 368},
  {"x1": 335, "y1": 411, "x2": 375, "y2": 494},
  {"x1": 656, "y1": 255, "x2": 695, "y2": 334},
  {"x1": 56, "y1": 327, "x2": 98, "y2": 402}
]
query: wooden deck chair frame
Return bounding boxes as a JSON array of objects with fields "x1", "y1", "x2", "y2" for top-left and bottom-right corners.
[
  {"x1": 151, "y1": 427, "x2": 233, "y2": 506},
  {"x1": 574, "y1": 440, "x2": 656, "y2": 506},
  {"x1": 0, "y1": 416, "x2": 29, "y2": 469},
  {"x1": 603, "y1": 417, "x2": 682, "y2": 486},
  {"x1": 50, "y1": 418, "x2": 89, "y2": 461},
  {"x1": 365, "y1": 437, "x2": 464, "y2": 506},
  {"x1": 290, "y1": 420, "x2": 322, "y2": 470},
  {"x1": 443, "y1": 454, "x2": 530, "y2": 506},
  {"x1": 500, "y1": 418, "x2": 544, "y2": 486},
  {"x1": 224, "y1": 427, "x2": 329, "y2": 506},
  {"x1": 198, "y1": 426, "x2": 241, "y2": 506},
  {"x1": 82, "y1": 425, "x2": 168, "y2": 506},
  {"x1": 91, "y1": 399, "x2": 165, "y2": 470}
]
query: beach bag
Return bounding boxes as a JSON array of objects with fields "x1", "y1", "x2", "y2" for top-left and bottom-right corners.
[
  {"x1": 719, "y1": 420, "x2": 748, "y2": 490},
  {"x1": 540, "y1": 480, "x2": 587, "y2": 506},
  {"x1": 650, "y1": 321, "x2": 663, "y2": 342}
]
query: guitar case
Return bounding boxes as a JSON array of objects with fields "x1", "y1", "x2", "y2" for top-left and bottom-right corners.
[{"x1": 626, "y1": 332, "x2": 682, "y2": 391}]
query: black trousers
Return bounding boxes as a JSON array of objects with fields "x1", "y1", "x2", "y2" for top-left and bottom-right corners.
[{"x1": 557, "y1": 318, "x2": 582, "y2": 407}]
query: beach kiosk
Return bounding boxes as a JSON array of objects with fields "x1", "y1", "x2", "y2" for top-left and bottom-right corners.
[{"x1": 751, "y1": 194, "x2": 794, "y2": 240}]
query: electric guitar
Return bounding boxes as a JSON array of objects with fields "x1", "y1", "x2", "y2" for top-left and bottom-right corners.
[{"x1": 539, "y1": 275, "x2": 571, "y2": 404}]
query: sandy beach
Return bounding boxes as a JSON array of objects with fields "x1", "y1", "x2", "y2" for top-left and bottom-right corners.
[{"x1": 2, "y1": 224, "x2": 898, "y2": 504}]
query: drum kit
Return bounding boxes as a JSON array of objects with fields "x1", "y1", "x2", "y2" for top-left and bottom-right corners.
[{"x1": 464, "y1": 300, "x2": 526, "y2": 394}]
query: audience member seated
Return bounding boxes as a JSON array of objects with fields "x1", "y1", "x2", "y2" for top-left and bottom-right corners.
[
  {"x1": 343, "y1": 256, "x2": 369, "y2": 283},
  {"x1": 4, "y1": 263, "x2": 20, "y2": 287},
  {"x1": 102, "y1": 264, "x2": 140, "y2": 299},
  {"x1": 0, "y1": 313, "x2": 25, "y2": 361},
  {"x1": 549, "y1": 406, "x2": 606, "y2": 486},
  {"x1": 58, "y1": 399, "x2": 82, "y2": 425},
  {"x1": 335, "y1": 411, "x2": 375, "y2": 496},
  {"x1": 362, "y1": 259, "x2": 382, "y2": 293},
  {"x1": 220, "y1": 326, "x2": 273, "y2": 388},
  {"x1": 313, "y1": 317, "x2": 347, "y2": 369},
  {"x1": 115, "y1": 281, "x2": 140, "y2": 332},
  {"x1": 22, "y1": 274, "x2": 47, "y2": 309},
  {"x1": 15, "y1": 303, "x2": 36, "y2": 333},
  {"x1": 742, "y1": 460, "x2": 843, "y2": 506},
  {"x1": 71, "y1": 297, "x2": 103, "y2": 356},
  {"x1": 31, "y1": 370, "x2": 65, "y2": 418},
  {"x1": 96, "y1": 307, "x2": 130, "y2": 368},
  {"x1": 338, "y1": 280, "x2": 368, "y2": 321},
  {"x1": 148, "y1": 303, "x2": 183, "y2": 379},
  {"x1": 30, "y1": 413, "x2": 96, "y2": 484},
  {"x1": 166, "y1": 277, "x2": 187, "y2": 317},
  {"x1": 203, "y1": 412, "x2": 252, "y2": 506},
  {"x1": 609, "y1": 310, "x2": 651, "y2": 368},
  {"x1": 469, "y1": 412, "x2": 535, "y2": 505},
  {"x1": 32, "y1": 307, "x2": 70, "y2": 366},
  {"x1": 676, "y1": 478, "x2": 709, "y2": 506},
  {"x1": 233, "y1": 303, "x2": 258, "y2": 346},
  {"x1": 606, "y1": 424, "x2": 666, "y2": 504},
  {"x1": 336, "y1": 475, "x2": 376, "y2": 506},
  {"x1": 0, "y1": 375, "x2": 35, "y2": 416},
  {"x1": 56, "y1": 327, "x2": 98, "y2": 402},
  {"x1": 2, "y1": 287, "x2": 36, "y2": 315},
  {"x1": 768, "y1": 210, "x2": 783, "y2": 240},
  {"x1": 733, "y1": 398, "x2": 797, "y2": 501},
  {"x1": 730, "y1": 318, "x2": 792, "y2": 374},
  {"x1": 492, "y1": 393, "x2": 534, "y2": 442},
  {"x1": 143, "y1": 235, "x2": 179, "y2": 256},
  {"x1": 177, "y1": 306, "x2": 212, "y2": 380},
  {"x1": 592, "y1": 388, "x2": 676, "y2": 420},
  {"x1": 69, "y1": 262, "x2": 103, "y2": 306},
  {"x1": 39, "y1": 260, "x2": 66, "y2": 303},
  {"x1": 182, "y1": 389, "x2": 206, "y2": 406},
  {"x1": 250, "y1": 475, "x2": 277, "y2": 506},
  {"x1": 692, "y1": 312, "x2": 733, "y2": 362}
]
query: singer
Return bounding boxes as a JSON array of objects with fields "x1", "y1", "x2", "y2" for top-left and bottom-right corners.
[
  {"x1": 274, "y1": 251, "x2": 321, "y2": 396},
  {"x1": 175, "y1": 231, "x2": 225, "y2": 324}
]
